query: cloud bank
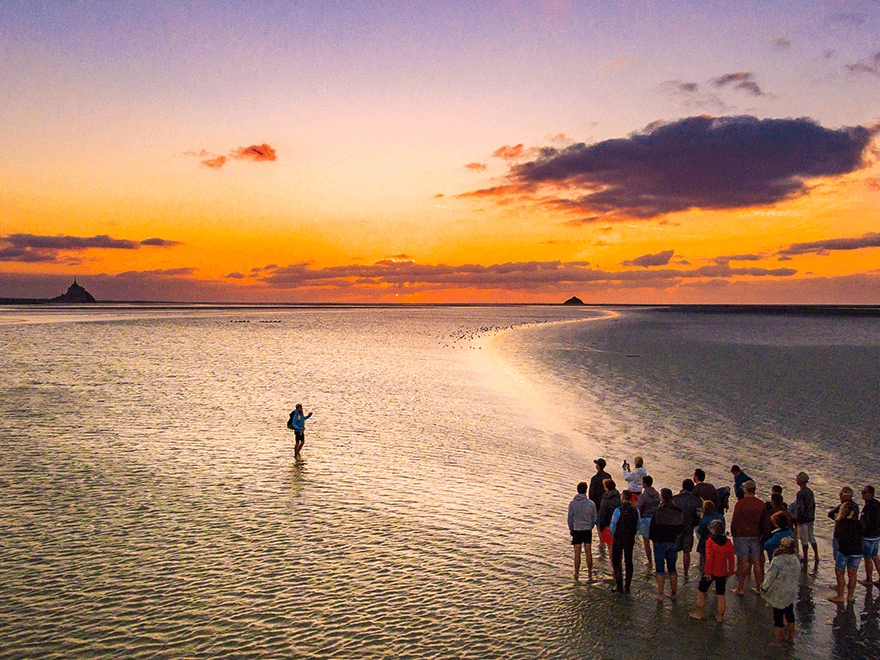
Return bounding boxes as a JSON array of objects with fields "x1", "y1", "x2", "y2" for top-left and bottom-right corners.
[
  {"x1": 462, "y1": 115, "x2": 874, "y2": 222},
  {"x1": 0, "y1": 234, "x2": 181, "y2": 262}
]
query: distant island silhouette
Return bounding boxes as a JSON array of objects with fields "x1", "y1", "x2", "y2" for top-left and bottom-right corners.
[
  {"x1": 0, "y1": 279, "x2": 96, "y2": 305},
  {"x1": 562, "y1": 296, "x2": 585, "y2": 305}
]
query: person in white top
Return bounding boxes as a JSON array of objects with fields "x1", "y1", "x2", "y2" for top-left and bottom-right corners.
[{"x1": 623, "y1": 456, "x2": 647, "y2": 494}]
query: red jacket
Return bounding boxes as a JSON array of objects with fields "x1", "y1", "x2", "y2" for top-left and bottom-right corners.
[{"x1": 704, "y1": 536, "x2": 736, "y2": 578}]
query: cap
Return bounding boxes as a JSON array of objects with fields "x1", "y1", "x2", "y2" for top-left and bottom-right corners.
[
  {"x1": 796, "y1": 471, "x2": 809, "y2": 483},
  {"x1": 594, "y1": 458, "x2": 607, "y2": 469}
]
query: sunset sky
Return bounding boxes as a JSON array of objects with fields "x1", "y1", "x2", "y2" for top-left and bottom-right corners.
[{"x1": 2, "y1": 0, "x2": 879, "y2": 303}]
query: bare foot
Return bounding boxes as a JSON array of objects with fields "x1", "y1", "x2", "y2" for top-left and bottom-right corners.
[
  {"x1": 689, "y1": 612, "x2": 704, "y2": 620},
  {"x1": 715, "y1": 614, "x2": 724, "y2": 623},
  {"x1": 655, "y1": 593, "x2": 664, "y2": 601},
  {"x1": 828, "y1": 596, "x2": 845, "y2": 603},
  {"x1": 734, "y1": 589, "x2": 745, "y2": 595},
  {"x1": 670, "y1": 592, "x2": 677, "y2": 600},
  {"x1": 859, "y1": 579, "x2": 872, "y2": 586}
]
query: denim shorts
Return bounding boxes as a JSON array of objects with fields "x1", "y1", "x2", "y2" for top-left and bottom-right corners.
[
  {"x1": 638, "y1": 517, "x2": 652, "y2": 538},
  {"x1": 733, "y1": 536, "x2": 761, "y2": 560},
  {"x1": 653, "y1": 541, "x2": 678, "y2": 575},
  {"x1": 835, "y1": 553, "x2": 862, "y2": 571},
  {"x1": 863, "y1": 537, "x2": 880, "y2": 559}
]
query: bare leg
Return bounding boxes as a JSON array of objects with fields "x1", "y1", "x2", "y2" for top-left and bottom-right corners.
[
  {"x1": 573, "y1": 544, "x2": 581, "y2": 580},
  {"x1": 847, "y1": 567, "x2": 858, "y2": 601},
  {"x1": 670, "y1": 573, "x2": 678, "y2": 599},
  {"x1": 771, "y1": 626, "x2": 784, "y2": 647},
  {"x1": 655, "y1": 575, "x2": 665, "y2": 600},
  {"x1": 785, "y1": 621, "x2": 796, "y2": 642},
  {"x1": 873, "y1": 557, "x2": 880, "y2": 586},
  {"x1": 753, "y1": 558, "x2": 764, "y2": 592},
  {"x1": 828, "y1": 568, "x2": 846, "y2": 602},
  {"x1": 734, "y1": 557, "x2": 747, "y2": 594},
  {"x1": 690, "y1": 590, "x2": 706, "y2": 619},
  {"x1": 682, "y1": 551, "x2": 691, "y2": 578},
  {"x1": 812, "y1": 542, "x2": 820, "y2": 564},
  {"x1": 586, "y1": 543, "x2": 594, "y2": 581},
  {"x1": 716, "y1": 594, "x2": 727, "y2": 622},
  {"x1": 643, "y1": 537, "x2": 653, "y2": 566}
]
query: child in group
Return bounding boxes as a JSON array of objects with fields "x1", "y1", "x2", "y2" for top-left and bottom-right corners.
[
  {"x1": 690, "y1": 519, "x2": 735, "y2": 622},
  {"x1": 695, "y1": 500, "x2": 725, "y2": 569},
  {"x1": 761, "y1": 536, "x2": 801, "y2": 646}
]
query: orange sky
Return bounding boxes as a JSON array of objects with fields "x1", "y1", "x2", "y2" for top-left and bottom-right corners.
[{"x1": 2, "y1": 1, "x2": 879, "y2": 303}]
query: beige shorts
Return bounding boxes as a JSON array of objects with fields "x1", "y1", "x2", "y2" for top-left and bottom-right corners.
[{"x1": 797, "y1": 522, "x2": 815, "y2": 544}]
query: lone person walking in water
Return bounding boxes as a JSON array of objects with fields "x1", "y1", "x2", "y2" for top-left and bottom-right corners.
[{"x1": 289, "y1": 403, "x2": 312, "y2": 460}]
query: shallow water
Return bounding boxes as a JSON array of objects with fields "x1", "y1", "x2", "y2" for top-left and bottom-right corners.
[{"x1": 1, "y1": 305, "x2": 878, "y2": 659}]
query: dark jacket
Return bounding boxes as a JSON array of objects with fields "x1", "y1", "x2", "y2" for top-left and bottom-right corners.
[
  {"x1": 862, "y1": 497, "x2": 880, "y2": 539},
  {"x1": 598, "y1": 488, "x2": 621, "y2": 530},
  {"x1": 613, "y1": 502, "x2": 640, "y2": 547},
  {"x1": 673, "y1": 490, "x2": 702, "y2": 532},
  {"x1": 834, "y1": 517, "x2": 864, "y2": 557},
  {"x1": 828, "y1": 500, "x2": 859, "y2": 521},
  {"x1": 693, "y1": 482, "x2": 719, "y2": 509},
  {"x1": 649, "y1": 502, "x2": 685, "y2": 544},
  {"x1": 589, "y1": 470, "x2": 611, "y2": 507}
]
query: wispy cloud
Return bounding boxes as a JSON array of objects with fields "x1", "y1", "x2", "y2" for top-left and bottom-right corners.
[
  {"x1": 621, "y1": 250, "x2": 675, "y2": 267},
  {"x1": 461, "y1": 115, "x2": 875, "y2": 222},
  {"x1": 192, "y1": 143, "x2": 278, "y2": 169},
  {"x1": 846, "y1": 52, "x2": 880, "y2": 77},
  {"x1": 771, "y1": 38, "x2": 791, "y2": 50},
  {"x1": 778, "y1": 232, "x2": 880, "y2": 256},
  {"x1": 712, "y1": 72, "x2": 765, "y2": 97},
  {"x1": 464, "y1": 162, "x2": 488, "y2": 171},
  {"x1": 493, "y1": 144, "x2": 527, "y2": 160},
  {"x1": 711, "y1": 253, "x2": 763, "y2": 265}
]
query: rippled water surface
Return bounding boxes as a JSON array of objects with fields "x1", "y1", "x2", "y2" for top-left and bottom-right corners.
[{"x1": 1, "y1": 305, "x2": 878, "y2": 659}]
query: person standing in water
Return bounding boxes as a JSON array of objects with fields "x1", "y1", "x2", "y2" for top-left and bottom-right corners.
[{"x1": 289, "y1": 403, "x2": 312, "y2": 460}]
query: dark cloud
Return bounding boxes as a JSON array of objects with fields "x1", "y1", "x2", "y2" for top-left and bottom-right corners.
[
  {"x1": 140, "y1": 238, "x2": 182, "y2": 247},
  {"x1": 0, "y1": 234, "x2": 180, "y2": 262},
  {"x1": 778, "y1": 232, "x2": 880, "y2": 256},
  {"x1": 225, "y1": 272, "x2": 248, "y2": 279},
  {"x1": 464, "y1": 115, "x2": 874, "y2": 221},
  {"x1": 3, "y1": 234, "x2": 139, "y2": 250},
  {"x1": 712, "y1": 72, "x2": 765, "y2": 96},
  {"x1": 465, "y1": 162, "x2": 488, "y2": 170},
  {"x1": 253, "y1": 258, "x2": 796, "y2": 292},
  {"x1": 621, "y1": 250, "x2": 675, "y2": 267},
  {"x1": 662, "y1": 80, "x2": 728, "y2": 112},
  {"x1": 0, "y1": 246, "x2": 58, "y2": 263},
  {"x1": 712, "y1": 253, "x2": 763, "y2": 265},
  {"x1": 771, "y1": 38, "x2": 791, "y2": 50}
]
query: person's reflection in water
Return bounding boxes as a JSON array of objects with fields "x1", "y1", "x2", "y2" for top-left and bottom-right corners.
[{"x1": 831, "y1": 603, "x2": 861, "y2": 659}]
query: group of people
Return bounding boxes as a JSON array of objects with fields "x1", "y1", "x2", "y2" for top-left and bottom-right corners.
[{"x1": 567, "y1": 457, "x2": 880, "y2": 647}]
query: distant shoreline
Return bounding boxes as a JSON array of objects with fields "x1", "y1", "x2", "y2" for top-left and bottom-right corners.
[{"x1": 1, "y1": 300, "x2": 879, "y2": 316}]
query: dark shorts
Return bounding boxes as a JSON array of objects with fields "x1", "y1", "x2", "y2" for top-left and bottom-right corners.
[
  {"x1": 698, "y1": 574, "x2": 728, "y2": 596},
  {"x1": 571, "y1": 528, "x2": 593, "y2": 545},
  {"x1": 773, "y1": 604, "x2": 795, "y2": 628},
  {"x1": 294, "y1": 430, "x2": 305, "y2": 442},
  {"x1": 677, "y1": 530, "x2": 694, "y2": 553}
]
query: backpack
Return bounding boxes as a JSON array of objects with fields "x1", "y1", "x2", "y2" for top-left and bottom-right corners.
[
  {"x1": 287, "y1": 412, "x2": 295, "y2": 430},
  {"x1": 716, "y1": 486, "x2": 731, "y2": 514}
]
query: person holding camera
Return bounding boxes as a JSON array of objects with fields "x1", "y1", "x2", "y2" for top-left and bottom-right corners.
[{"x1": 623, "y1": 456, "x2": 647, "y2": 495}]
